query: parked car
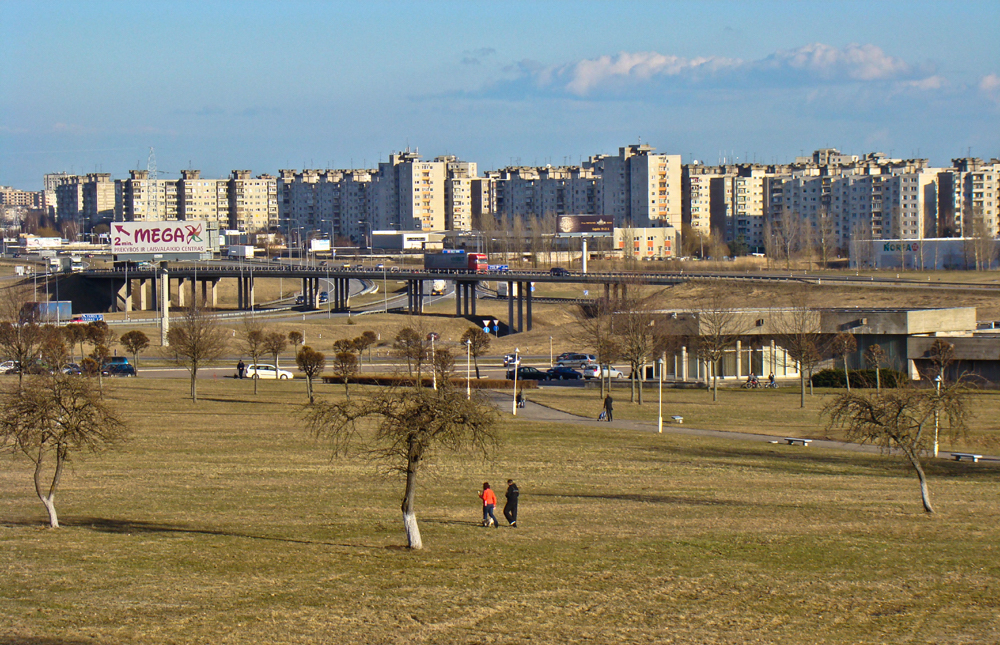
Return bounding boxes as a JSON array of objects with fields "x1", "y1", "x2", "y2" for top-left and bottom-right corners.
[
  {"x1": 582, "y1": 364, "x2": 624, "y2": 380},
  {"x1": 505, "y1": 366, "x2": 549, "y2": 381},
  {"x1": 62, "y1": 363, "x2": 83, "y2": 375},
  {"x1": 106, "y1": 356, "x2": 129, "y2": 366},
  {"x1": 245, "y1": 364, "x2": 293, "y2": 380},
  {"x1": 546, "y1": 366, "x2": 582, "y2": 380},
  {"x1": 550, "y1": 267, "x2": 571, "y2": 277},
  {"x1": 502, "y1": 353, "x2": 519, "y2": 367},
  {"x1": 0, "y1": 360, "x2": 17, "y2": 374},
  {"x1": 102, "y1": 363, "x2": 136, "y2": 377},
  {"x1": 556, "y1": 353, "x2": 597, "y2": 369}
]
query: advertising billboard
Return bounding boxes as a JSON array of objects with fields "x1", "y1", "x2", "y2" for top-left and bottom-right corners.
[
  {"x1": 310, "y1": 239, "x2": 331, "y2": 252},
  {"x1": 112, "y1": 222, "x2": 208, "y2": 255},
  {"x1": 557, "y1": 215, "x2": 614, "y2": 234}
]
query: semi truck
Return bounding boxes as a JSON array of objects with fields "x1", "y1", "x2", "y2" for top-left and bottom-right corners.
[
  {"x1": 430, "y1": 280, "x2": 447, "y2": 295},
  {"x1": 423, "y1": 251, "x2": 488, "y2": 273}
]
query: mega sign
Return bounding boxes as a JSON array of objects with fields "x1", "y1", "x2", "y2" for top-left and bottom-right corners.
[
  {"x1": 883, "y1": 242, "x2": 920, "y2": 253},
  {"x1": 112, "y1": 222, "x2": 208, "y2": 255}
]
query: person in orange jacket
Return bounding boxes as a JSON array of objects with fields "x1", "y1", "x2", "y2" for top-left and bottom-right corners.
[{"x1": 480, "y1": 482, "x2": 499, "y2": 528}]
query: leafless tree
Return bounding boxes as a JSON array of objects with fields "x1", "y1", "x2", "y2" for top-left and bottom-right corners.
[
  {"x1": 297, "y1": 346, "x2": 327, "y2": 404},
  {"x1": 574, "y1": 295, "x2": 620, "y2": 399},
  {"x1": 612, "y1": 281, "x2": 665, "y2": 404},
  {"x1": 39, "y1": 327, "x2": 70, "y2": 372},
  {"x1": 0, "y1": 283, "x2": 47, "y2": 387},
  {"x1": 62, "y1": 323, "x2": 90, "y2": 364},
  {"x1": 288, "y1": 330, "x2": 304, "y2": 356},
  {"x1": 771, "y1": 288, "x2": 825, "y2": 408},
  {"x1": 302, "y1": 384, "x2": 501, "y2": 549},
  {"x1": 330, "y1": 350, "x2": 358, "y2": 398},
  {"x1": 353, "y1": 331, "x2": 378, "y2": 368},
  {"x1": 460, "y1": 328, "x2": 491, "y2": 379},
  {"x1": 263, "y1": 331, "x2": 288, "y2": 370},
  {"x1": 393, "y1": 327, "x2": 427, "y2": 378},
  {"x1": 922, "y1": 339, "x2": 956, "y2": 383},
  {"x1": 864, "y1": 344, "x2": 887, "y2": 391},
  {"x1": 119, "y1": 330, "x2": 150, "y2": 372},
  {"x1": 825, "y1": 382, "x2": 971, "y2": 513},
  {"x1": 0, "y1": 374, "x2": 129, "y2": 527},
  {"x1": 695, "y1": 285, "x2": 753, "y2": 402},
  {"x1": 815, "y1": 207, "x2": 836, "y2": 268},
  {"x1": 432, "y1": 347, "x2": 456, "y2": 385},
  {"x1": 968, "y1": 209, "x2": 998, "y2": 271},
  {"x1": 831, "y1": 332, "x2": 857, "y2": 391},
  {"x1": 167, "y1": 307, "x2": 229, "y2": 403},
  {"x1": 240, "y1": 319, "x2": 268, "y2": 395}
]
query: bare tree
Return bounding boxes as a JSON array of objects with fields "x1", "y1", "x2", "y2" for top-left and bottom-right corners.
[
  {"x1": 459, "y1": 328, "x2": 491, "y2": 379},
  {"x1": 393, "y1": 327, "x2": 427, "y2": 378},
  {"x1": 330, "y1": 350, "x2": 358, "y2": 398},
  {"x1": 296, "y1": 346, "x2": 326, "y2": 404},
  {"x1": 612, "y1": 281, "x2": 665, "y2": 404},
  {"x1": 263, "y1": 331, "x2": 288, "y2": 370},
  {"x1": 815, "y1": 207, "x2": 836, "y2": 268},
  {"x1": 825, "y1": 382, "x2": 970, "y2": 513},
  {"x1": 119, "y1": 330, "x2": 150, "y2": 372},
  {"x1": 0, "y1": 374, "x2": 129, "y2": 527},
  {"x1": 574, "y1": 296, "x2": 620, "y2": 399},
  {"x1": 353, "y1": 331, "x2": 378, "y2": 368},
  {"x1": 303, "y1": 384, "x2": 501, "y2": 549},
  {"x1": 39, "y1": 327, "x2": 70, "y2": 372},
  {"x1": 167, "y1": 307, "x2": 229, "y2": 403},
  {"x1": 0, "y1": 283, "x2": 47, "y2": 387},
  {"x1": 240, "y1": 319, "x2": 268, "y2": 395},
  {"x1": 62, "y1": 323, "x2": 90, "y2": 364},
  {"x1": 288, "y1": 330, "x2": 304, "y2": 355},
  {"x1": 922, "y1": 339, "x2": 956, "y2": 383},
  {"x1": 695, "y1": 286, "x2": 753, "y2": 402},
  {"x1": 432, "y1": 347, "x2": 456, "y2": 385},
  {"x1": 831, "y1": 332, "x2": 857, "y2": 391},
  {"x1": 864, "y1": 343, "x2": 887, "y2": 391},
  {"x1": 771, "y1": 288, "x2": 825, "y2": 408}
]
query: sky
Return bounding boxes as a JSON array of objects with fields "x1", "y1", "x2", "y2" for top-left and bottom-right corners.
[{"x1": 1, "y1": 0, "x2": 998, "y2": 190}]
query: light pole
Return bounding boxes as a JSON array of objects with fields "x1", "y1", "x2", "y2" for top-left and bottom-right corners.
[
  {"x1": 934, "y1": 374, "x2": 942, "y2": 457},
  {"x1": 430, "y1": 333, "x2": 437, "y2": 391},
  {"x1": 549, "y1": 336, "x2": 553, "y2": 367},
  {"x1": 657, "y1": 355, "x2": 664, "y2": 434},
  {"x1": 512, "y1": 347, "x2": 520, "y2": 415},
  {"x1": 466, "y1": 339, "x2": 472, "y2": 400}
]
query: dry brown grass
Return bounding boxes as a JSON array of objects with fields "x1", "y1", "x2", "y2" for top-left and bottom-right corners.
[{"x1": 3, "y1": 378, "x2": 1000, "y2": 643}]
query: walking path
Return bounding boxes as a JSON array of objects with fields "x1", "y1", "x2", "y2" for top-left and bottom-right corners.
[{"x1": 486, "y1": 391, "x2": 997, "y2": 462}]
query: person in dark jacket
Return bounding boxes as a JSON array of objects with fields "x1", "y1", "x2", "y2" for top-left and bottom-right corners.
[
  {"x1": 603, "y1": 394, "x2": 613, "y2": 421},
  {"x1": 237, "y1": 360, "x2": 246, "y2": 379},
  {"x1": 503, "y1": 479, "x2": 519, "y2": 527}
]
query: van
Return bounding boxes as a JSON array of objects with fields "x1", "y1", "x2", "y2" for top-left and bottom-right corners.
[{"x1": 556, "y1": 353, "x2": 597, "y2": 369}]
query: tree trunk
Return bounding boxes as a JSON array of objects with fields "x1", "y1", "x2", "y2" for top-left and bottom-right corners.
[
  {"x1": 844, "y1": 356, "x2": 851, "y2": 392},
  {"x1": 401, "y1": 439, "x2": 423, "y2": 549},
  {"x1": 875, "y1": 368, "x2": 881, "y2": 392},
  {"x1": 638, "y1": 364, "x2": 644, "y2": 405},
  {"x1": 33, "y1": 447, "x2": 63, "y2": 528},
  {"x1": 306, "y1": 375, "x2": 314, "y2": 404},
  {"x1": 474, "y1": 357, "x2": 481, "y2": 379},
  {"x1": 253, "y1": 373, "x2": 259, "y2": 395},
  {"x1": 190, "y1": 365, "x2": 198, "y2": 403},
  {"x1": 630, "y1": 370, "x2": 636, "y2": 402},
  {"x1": 343, "y1": 378, "x2": 349, "y2": 398},
  {"x1": 903, "y1": 449, "x2": 935, "y2": 513},
  {"x1": 799, "y1": 370, "x2": 806, "y2": 408}
]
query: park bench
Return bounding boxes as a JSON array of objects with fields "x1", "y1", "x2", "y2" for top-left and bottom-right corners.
[
  {"x1": 951, "y1": 453, "x2": 983, "y2": 463},
  {"x1": 670, "y1": 415, "x2": 684, "y2": 424},
  {"x1": 784, "y1": 438, "x2": 812, "y2": 447}
]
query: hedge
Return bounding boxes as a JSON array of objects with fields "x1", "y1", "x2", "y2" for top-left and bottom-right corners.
[{"x1": 810, "y1": 368, "x2": 907, "y2": 389}]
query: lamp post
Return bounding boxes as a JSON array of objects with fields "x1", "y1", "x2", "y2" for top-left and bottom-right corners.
[
  {"x1": 934, "y1": 374, "x2": 942, "y2": 457},
  {"x1": 512, "y1": 347, "x2": 520, "y2": 415},
  {"x1": 549, "y1": 336, "x2": 553, "y2": 367},
  {"x1": 466, "y1": 339, "x2": 472, "y2": 400},
  {"x1": 657, "y1": 355, "x2": 664, "y2": 434},
  {"x1": 431, "y1": 334, "x2": 437, "y2": 391},
  {"x1": 382, "y1": 259, "x2": 388, "y2": 313}
]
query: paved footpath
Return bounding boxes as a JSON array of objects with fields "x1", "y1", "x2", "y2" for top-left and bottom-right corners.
[{"x1": 486, "y1": 391, "x2": 998, "y2": 462}]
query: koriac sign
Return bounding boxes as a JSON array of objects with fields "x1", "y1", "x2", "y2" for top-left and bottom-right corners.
[
  {"x1": 883, "y1": 242, "x2": 920, "y2": 253},
  {"x1": 112, "y1": 222, "x2": 208, "y2": 255}
]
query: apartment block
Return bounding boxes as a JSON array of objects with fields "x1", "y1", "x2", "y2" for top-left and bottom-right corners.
[
  {"x1": 177, "y1": 170, "x2": 229, "y2": 226},
  {"x1": 938, "y1": 158, "x2": 1000, "y2": 237},
  {"x1": 590, "y1": 144, "x2": 681, "y2": 228},
  {"x1": 370, "y1": 151, "x2": 445, "y2": 232},
  {"x1": 228, "y1": 170, "x2": 277, "y2": 232},
  {"x1": 116, "y1": 170, "x2": 178, "y2": 222},
  {"x1": 278, "y1": 168, "x2": 372, "y2": 243}
]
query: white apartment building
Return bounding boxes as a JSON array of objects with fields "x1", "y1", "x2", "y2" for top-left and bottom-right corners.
[
  {"x1": 177, "y1": 170, "x2": 229, "y2": 226},
  {"x1": 438, "y1": 156, "x2": 477, "y2": 232},
  {"x1": 370, "y1": 151, "x2": 446, "y2": 232},
  {"x1": 228, "y1": 170, "x2": 277, "y2": 232},
  {"x1": 116, "y1": 170, "x2": 178, "y2": 222},
  {"x1": 938, "y1": 158, "x2": 1000, "y2": 237},
  {"x1": 590, "y1": 144, "x2": 681, "y2": 229},
  {"x1": 278, "y1": 168, "x2": 373, "y2": 243},
  {"x1": 491, "y1": 165, "x2": 599, "y2": 224}
]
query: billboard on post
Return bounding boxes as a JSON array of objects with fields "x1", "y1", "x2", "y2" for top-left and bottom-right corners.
[
  {"x1": 557, "y1": 215, "x2": 613, "y2": 234},
  {"x1": 112, "y1": 222, "x2": 208, "y2": 255}
]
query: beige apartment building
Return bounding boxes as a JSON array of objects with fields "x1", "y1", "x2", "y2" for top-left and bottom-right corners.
[
  {"x1": 177, "y1": 170, "x2": 229, "y2": 226},
  {"x1": 590, "y1": 144, "x2": 681, "y2": 229},
  {"x1": 116, "y1": 170, "x2": 178, "y2": 222},
  {"x1": 53, "y1": 173, "x2": 115, "y2": 226},
  {"x1": 370, "y1": 151, "x2": 446, "y2": 232},
  {"x1": 228, "y1": 171, "x2": 277, "y2": 232}
]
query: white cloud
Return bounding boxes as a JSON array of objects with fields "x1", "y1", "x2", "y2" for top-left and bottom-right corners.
[
  {"x1": 515, "y1": 43, "x2": 919, "y2": 97},
  {"x1": 902, "y1": 75, "x2": 945, "y2": 91},
  {"x1": 980, "y1": 73, "x2": 1000, "y2": 100}
]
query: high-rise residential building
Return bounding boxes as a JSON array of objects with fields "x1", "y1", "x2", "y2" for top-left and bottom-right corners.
[
  {"x1": 177, "y1": 170, "x2": 229, "y2": 226},
  {"x1": 228, "y1": 171, "x2": 277, "y2": 231},
  {"x1": 0, "y1": 186, "x2": 43, "y2": 209},
  {"x1": 116, "y1": 170, "x2": 178, "y2": 222},
  {"x1": 370, "y1": 151, "x2": 446, "y2": 231},
  {"x1": 490, "y1": 165, "x2": 599, "y2": 224},
  {"x1": 81, "y1": 173, "x2": 115, "y2": 225},
  {"x1": 438, "y1": 156, "x2": 478, "y2": 232},
  {"x1": 589, "y1": 144, "x2": 681, "y2": 228},
  {"x1": 43, "y1": 172, "x2": 71, "y2": 217},
  {"x1": 277, "y1": 168, "x2": 373, "y2": 243},
  {"x1": 938, "y1": 158, "x2": 1000, "y2": 237}
]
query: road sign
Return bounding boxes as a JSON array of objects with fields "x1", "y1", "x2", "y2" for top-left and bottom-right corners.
[{"x1": 483, "y1": 326, "x2": 490, "y2": 333}]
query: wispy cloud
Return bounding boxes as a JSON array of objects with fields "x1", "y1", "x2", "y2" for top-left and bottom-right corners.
[
  {"x1": 498, "y1": 43, "x2": 933, "y2": 98},
  {"x1": 980, "y1": 73, "x2": 1000, "y2": 103},
  {"x1": 462, "y1": 47, "x2": 497, "y2": 66}
]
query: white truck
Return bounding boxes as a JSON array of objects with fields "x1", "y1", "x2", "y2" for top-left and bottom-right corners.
[
  {"x1": 228, "y1": 245, "x2": 256, "y2": 259},
  {"x1": 495, "y1": 282, "x2": 520, "y2": 298},
  {"x1": 430, "y1": 279, "x2": 447, "y2": 296}
]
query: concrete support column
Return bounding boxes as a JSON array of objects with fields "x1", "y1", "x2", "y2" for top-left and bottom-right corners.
[
  {"x1": 681, "y1": 346, "x2": 689, "y2": 382},
  {"x1": 237, "y1": 277, "x2": 244, "y2": 311},
  {"x1": 138, "y1": 279, "x2": 148, "y2": 311},
  {"x1": 247, "y1": 275, "x2": 255, "y2": 310},
  {"x1": 151, "y1": 276, "x2": 158, "y2": 311},
  {"x1": 201, "y1": 279, "x2": 208, "y2": 307},
  {"x1": 604, "y1": 283, "x2": 610, "y2": 301},
  {"x1": 190, "y1": 277, "x2": 197, "y2": 308},
  {"x1": 517, "y1": 282, "x2": 524, "y2": 334},
  {"x1": 124, "y1": 279, "x2": 133, "y2": 313},
  {"x1": 735, "y1": 340, "x2": 742, "y2": 379},
  {"x1": 526, "y1": 282, "x2": 533, "y2": 332},
  {"x1": 471, "y1": 281, "x2": 477, "y2": 316},
  {"x1": 456, "y1": 282, "x2": 463, "y2": 316},
  {"x1": 507, "y1": 281, "x2": 515, "y2": 334},
  {"x1": 177, "y1": 277, "x2": 186, "y2": 308}
]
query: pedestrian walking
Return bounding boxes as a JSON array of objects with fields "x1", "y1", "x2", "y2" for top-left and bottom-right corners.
[
  {"x1": 237, "y1": 360, "x2": 246, "y2": 379},
  {"x1": 503, "y1": 479, "x2": 519, "y2": 527},
  {"x1": 516, "y1": 391, "x2": 525, "y2": 408},
  {"x1": 479, "y1": 482, "x2": 499, "y2": 528},
  {"x1": 603, "y1": 394, "x2": 613, "y2": 422}
]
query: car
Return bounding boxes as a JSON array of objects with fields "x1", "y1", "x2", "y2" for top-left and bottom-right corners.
[
  {"x1": 502, "y1": 353, "x2": 519, "y2": 367},
  {"x1": 546, "y1": 366, "x2": 582, "y2": 380},
  {"x1": 62, "y1": 363, "x2": 83, "y2": 375},
  {"x1": 295, "y1": 295, "x2": 305, "y2": 305},
  {"x1": 0, "y1": 360, "x2": 17, "y2": 374},
  {"x1": 582, "y1": 364, "x2": 625, "y2": 380},
  {"x1": 556, "y1": 353, "x2": 597, "y2": 369},
  {"x1": 106, "y1": 356, "x2": 129, "y2": 366},
  {"x1": 102, "y1": 363, "x2": 136, "y2": 377},
  {"x1": 318, "y1": 291, "x2": 329, "y2": 304},
  {"x1": 550, "y1": 267, "x2": 570, "y2": 277},
  {"x1": 245, "y1": 364, "x2": 293, "y2": 380},
  {"x1": 505, "y1": 366, "x2": 549, "y2": 381}
]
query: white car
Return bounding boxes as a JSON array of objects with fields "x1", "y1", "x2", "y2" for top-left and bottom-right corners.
[
  {"x1": 582, "y1": 364, "x2": 624, "y2": 380},
  {"x1": 245, "y1": 364, "x2": 293, "y2": 380},
  {"x1": 0, "y1": 360, "x2": 16, "y2": 374}
]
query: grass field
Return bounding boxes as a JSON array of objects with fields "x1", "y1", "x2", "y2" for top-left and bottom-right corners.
[{"x1": 3, "y1": 378, "x2": 1000, "y2": 644}]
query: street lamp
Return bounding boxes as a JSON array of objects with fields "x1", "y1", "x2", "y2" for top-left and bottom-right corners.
[
  {"x1": 549, "y1": 336, "x2": 553, "y2": 367},
  {"x1": 466, "y1": 339, "x2": 472, "y2": 400},
  {"x1": 431, "y1": 334, "x2": 437, "y2": 391},
  {"x1": 512, "y1": 347, "x2": 520, "y2": 415},
  {"x1": 934, "y1": 374, "x2": 942, "y2": 457},
  {"x1": 657, "y1": 355, "x2": 665, "y2": 434}
]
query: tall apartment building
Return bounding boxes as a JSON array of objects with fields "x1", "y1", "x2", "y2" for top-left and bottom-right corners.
[
  {"x1": 116, "y1": 170, "x2": 179, "y2": 222},
  {"x1": 438, "y1": 156, "x2": 477, "y2": 231},
  {"x1": 937, "y1": 158, "x2": 1000, "y2": 237},
  {"x1": 177, "y1": 170, "x2": 229, "y2": 226},
  {"x1": 0, "y1": 186, "x2": 43, "y2": 209},
  {"x1": 490, "y1": 165, "x2": 599, "y2": 224},
  {"x1": 589, "y1": 144, "x2": 681, "y2": 228},
  {"x1": 278, "y1": 168, "x2": 373, "y2": 243},
  {"x1": 53, "y1": 173, "x2": 115, "y2": 226},
  {"x1": 227, "y1": 171, "x2": 277, "y2": 232},
  {"x1": 43, "y1": 172, "x2": 72, "y2": 217},
  {"x1": 370, "y1": 151, "x2": 446, "y2": 232}
]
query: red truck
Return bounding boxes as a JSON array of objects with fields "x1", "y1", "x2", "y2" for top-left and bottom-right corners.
[{"x1": 423, "y1": 251, "x2": 488, "y2": 272}]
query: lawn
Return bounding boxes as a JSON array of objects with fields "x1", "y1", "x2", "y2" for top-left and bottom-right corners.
[{"x1": 2, "y1": 378, "x2": 999, "y2": 644}]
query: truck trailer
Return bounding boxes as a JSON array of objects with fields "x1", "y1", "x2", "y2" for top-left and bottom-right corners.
[{"x1": 423, "y1": 251, "x2": 488, "y2": 272}]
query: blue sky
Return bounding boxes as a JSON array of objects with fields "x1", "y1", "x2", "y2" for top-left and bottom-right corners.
[{"x1": 2, "y1": 0, "x2": 998, "y2": 190}]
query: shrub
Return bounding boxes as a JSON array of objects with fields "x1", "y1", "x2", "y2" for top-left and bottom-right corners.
[{"x1": 810, "y1": 368, "x2": 907, "y2": 389}]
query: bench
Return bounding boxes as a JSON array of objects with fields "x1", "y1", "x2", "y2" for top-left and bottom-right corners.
[
  {"x1": 784, "y1": 438, "x2": 812, "y2": 447},
  {"x1": 670, "y1": 415, "x2": 684, "y2": 424},
  {"x1": 951, "y1": 453, "x2": 983, "y2": 463}
]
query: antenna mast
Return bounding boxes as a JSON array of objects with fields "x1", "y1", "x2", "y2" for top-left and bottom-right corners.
[{"x1": 146, "y1": 147, "x2": 158, "y2": 220}]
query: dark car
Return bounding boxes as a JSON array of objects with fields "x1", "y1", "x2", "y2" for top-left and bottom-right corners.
[
  {"x1": 318, "y1": 291, "x2": 329, "y2": 303},
  {"x1": 546, "y1": 366, "x2": 582, "y2": 380},
  {"x1": 550, "y1": 267, "x2": 570, "y2": 277},
  {"x1": 102, "y1": 363, "x2": 136, "y2": 377},
  {"x1": 505, "y1": 366, "x2": 549, "y2": 381},
  {"x1": 62, "y1": 363, "x2": 83, "y2": 375}
]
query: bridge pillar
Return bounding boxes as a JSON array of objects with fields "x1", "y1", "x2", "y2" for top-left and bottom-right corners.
[
  {"x1": 124, "y1": 279, "x2": 132, "y2": 313},
  {"x1": 517, "y1": 282, "x2": 524, "y2": 334},
  {"x1": 190, "y1": 277, "x2": 197, "y2": 308},
  {"x1": 177, "y1": 277, "x2": 186, "y2": 308},
  {"x1": 211, "y1": 279, "x2": 218, "y2": 308},
  {"x1": 507, "y1": 281, "x2": 515, "y2": 334},
  {"x1": 471, "y1": 281, "x2": 477, "y2": 316},
  {"x1": 604, "y1": 283, "x2": 610, "y2": 301},
  {"x1": 237, "y1": 277, "x2": 244, "y2": 311},
  {"x1": 247, "y1": 275, "x2": 255, "y2": 310},
  {"x1": 456, "y1": 282, "x2": 463, "y2": 316},
  {"x1": 526, "y1": 282, "x2": 533, "y2": 331},
  {"x1": 201, "y1": 279, "x2": 207, "y2": 308},
  {"x1": 418, "y1": 279, "x2": 425, "y2": 314},
  {"x1": 138, "y1": 279, "x2": 148, "y2": 311}
]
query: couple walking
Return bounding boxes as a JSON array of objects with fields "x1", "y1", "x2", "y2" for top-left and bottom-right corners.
[{"x1": 480, "y1": 480, "x2": 518, "y2": 528}]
